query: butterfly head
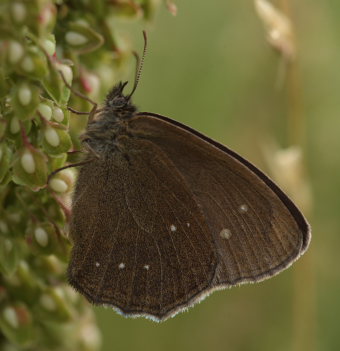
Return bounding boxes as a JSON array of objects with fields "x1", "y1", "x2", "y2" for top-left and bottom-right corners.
[{"x1": 104, "y1": 81, "x2": 137, "y2": 119}]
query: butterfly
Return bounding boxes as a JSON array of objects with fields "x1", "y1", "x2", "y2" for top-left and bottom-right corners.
[{"x1": 58, "y1": 32, "x2": 311, "y2": 322}]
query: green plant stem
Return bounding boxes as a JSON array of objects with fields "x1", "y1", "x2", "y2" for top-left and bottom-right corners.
[{"x1": 279, "y1": 1, "x2": 317, "y2": 350}]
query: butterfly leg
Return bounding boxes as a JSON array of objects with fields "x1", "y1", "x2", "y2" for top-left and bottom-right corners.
[{"x1": 47, "y1": 159, "x2": 95, "y2": 185}]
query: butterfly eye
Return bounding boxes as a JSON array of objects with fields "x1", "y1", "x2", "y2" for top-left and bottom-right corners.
[{"x1": 110, "y1": 96, "x2": 127, "y2": 108}]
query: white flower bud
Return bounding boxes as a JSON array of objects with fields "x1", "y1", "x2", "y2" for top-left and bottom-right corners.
[
  {"x1": 8, "y1": 41, "x2": 24, "y2": 64},
  {"x1": 11, "y1": 2, "x2": 26, "y2": 23},
  {"x1": 65, "y1": 31, "x2": 88, "y2": 46},
  {"x1": 44, "y1": 127, "x2": 60, "y2": 147},
  {"x1": 43, "y1": 39, "x2": 56, "y2": 55},
  {"x1": 34, "y1": 227, "x2": 49, "y2": 247},
  {"x1": 3, "y1": 307, "x2": 18, "y2": 329},
  {"x1": 21, "y1": 151, "x2": 35, "y2": 174},
  {"x1": 10, "y1": 117, "x2": 20, "y2": 134},
  {"x1": 49, "y1": 178, "x2": 68, "y2": 193},
  {"x1": 18, "y1": 85, "x2": 32, "y2": 106},
  {"x1": 38, "y1": 103, "x2": 52, "y2": 120},
  {"x1": 21, "y1": 56, "x2": 34, "y2": 72},
  {"x1": 57, "y1": 64, "x2": 73, "y2": 85},
  {"x1": 40, "y1": 294, "x2": 56, "y2": 311},
  {"x1": 0, "y1": 220, "x2": 8, "y2": 233},
  {"x1": 52, "y1": 107, "x2": 64, "y2": 122}
]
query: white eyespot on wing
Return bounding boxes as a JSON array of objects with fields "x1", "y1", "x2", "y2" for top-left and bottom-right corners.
[
  {"x1": 95, "y1": 262, "x2": 100, "y2": 267},
  {"x1": 238, "y1": 204, "x2": 249, "y2": 213},
  {"x1": 170, "y1": 224, "x2": 177, "y2": 232},
  {"x1": 143, "y1": 265, "x2": 150, "y2": 270},
  {"x1": 220, "y1": 228, "x2": 232, "y2": 240},
  {"x1": 118, "y1": 263, "x2": 125, "y2": 269}
]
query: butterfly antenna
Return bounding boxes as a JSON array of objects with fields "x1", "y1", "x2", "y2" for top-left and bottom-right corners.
[{"x1": 127, "y1": 30, "x2": 147, "y2": 100}]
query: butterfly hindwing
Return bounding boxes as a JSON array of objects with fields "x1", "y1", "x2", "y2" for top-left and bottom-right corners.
[{"x1": 69, "y1": 137, "x2": 217, "y2": 320}]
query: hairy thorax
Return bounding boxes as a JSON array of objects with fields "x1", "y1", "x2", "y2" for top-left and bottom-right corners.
[
  {"x1": 81, "y1": 113, "x2": 131, "y2": 155},
  {"x1": 80, "y1": 82, "x2": 138, "y2": 156}
]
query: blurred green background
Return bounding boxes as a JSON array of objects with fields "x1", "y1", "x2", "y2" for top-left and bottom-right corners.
[{"x1": 94, "y1": 1, "x2": 339, "y2": 350}]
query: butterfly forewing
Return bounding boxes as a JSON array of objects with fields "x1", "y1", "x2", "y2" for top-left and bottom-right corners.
[
  {"x1": 131, "y1": 113, "x2": 310, "y2": 286},
  {"x1": 69, "y1": 138, "x2": 217, "y2": 320},
  {"x1": 68, "y1": 109, "x2": 310, "y2": 321}
]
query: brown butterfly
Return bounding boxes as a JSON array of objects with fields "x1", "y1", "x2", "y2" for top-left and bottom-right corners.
[{"x1": 60, "y1": 32, "x2": 311, "y2": 322}]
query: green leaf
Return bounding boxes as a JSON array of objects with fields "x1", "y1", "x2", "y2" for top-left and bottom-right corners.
[
  {"x1": 0, "y1": 236, "x2": 21, "y2": 276},
  {"x1": 0, "y1": 142, "x2": 12, "y2": 183},
  {"x1": 0, "y1": 69, "x2": 11, "y2": 98},
  {"x1": 41, "y1": 56, "x2": 64, "y2": 104}
]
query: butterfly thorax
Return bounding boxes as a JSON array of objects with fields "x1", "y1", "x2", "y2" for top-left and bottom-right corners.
[{"x1": 81, "y1": 82, "x2": 138, "y2": 155}]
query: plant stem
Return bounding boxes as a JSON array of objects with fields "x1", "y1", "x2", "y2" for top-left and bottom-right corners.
[{"x1": 279, "y1": 1, "x2": 317, "y2": 350}]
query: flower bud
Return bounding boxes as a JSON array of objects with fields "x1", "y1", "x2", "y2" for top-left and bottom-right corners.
[
  {"x1": 13, "y1": 147, "x2": 48, "y2": 189},
  {"x1": 12, "y1": 83, "x2": 40, "y2": 120},
  {"x1": 41, "y1": 125, "x2": 72, "y2": 155},
  {"x1": 38, "y1": 103, "x2": 53, "y2": 120},
  {"x1": 49, "y1": 169, "x2": 75, "y2": 193},
  {"x1": 49, "y1": 178, "x2": 68, "y2": 193},
  {"x1": 8, "y1": 40, "x2": 24, "y2": 64},
  {"x1": 44, "y1": 127, "x2": 60, "y2": 147},
  {"x1": 34, "y1": 227, "x2": 49, "y2": 247},
  {"x1": 52, "y1": 107, "x2": 64, "y2": 122},
  {"x1": 66, "y1": 31, "x2": 88, "y2": 46},
  {"x1": 10, "y1": 2, "x2": 27, "y2": 23},
  {"x1": 20, "y1": 150, "x2": 35, "y2": 174},
  {"x1": 43, "y1": 38, "x2": 56, "y2": 55},
  {"x1": 0, "y1": 303, "x2": 34, "y2": 346},
  {"x1": 21, "y1": 56, "x2": 34, "y2": 72},
  {"x1": 57, "y1": 63, "x2": 73, "y2": 85},
  {"x1": 18, "y1": 85, "x2": 32, "y2": 106},
  {"x1": 65, "y1": 22, "x2": 104, "y2": 54}
]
